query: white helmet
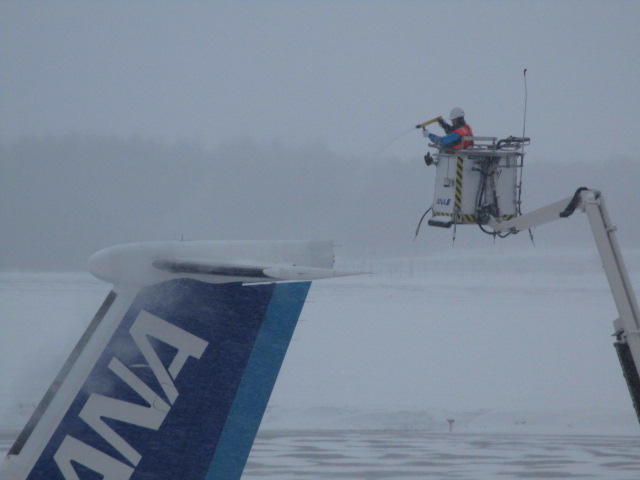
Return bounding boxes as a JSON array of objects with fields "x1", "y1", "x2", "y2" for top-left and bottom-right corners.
[{"x1": 450, "y1": 107, "x2": 465, "y2": 120}]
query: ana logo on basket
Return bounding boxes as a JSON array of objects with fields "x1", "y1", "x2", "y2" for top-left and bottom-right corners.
[{"x1": 435, "y1": 198, "x2": 451, "y2": 206}]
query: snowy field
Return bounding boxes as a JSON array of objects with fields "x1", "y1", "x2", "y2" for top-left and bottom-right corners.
[
  {"x1": 244, "y1": 430, "x2": 640, "y2": 479},
  {"x1": 2, "y1": 246, "x2": 640, "y2": 478}
]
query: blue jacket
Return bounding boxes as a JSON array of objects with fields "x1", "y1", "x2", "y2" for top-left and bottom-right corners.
[{"x1": 427, "y1": 131, "x2": 463, "y2": 148}]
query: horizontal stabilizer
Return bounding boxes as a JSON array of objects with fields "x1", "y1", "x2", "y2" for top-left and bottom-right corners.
[
  {"x1": 153, "y1": 258, "x2": 352, "y2": 282},
  {"x1": 88, "y1": 240, "x2": 351, "y2": 286}
]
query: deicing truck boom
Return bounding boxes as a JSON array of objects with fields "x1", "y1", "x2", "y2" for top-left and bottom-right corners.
[{"x1": 489, "y1": 188, "x2": 640, "y2": 423}]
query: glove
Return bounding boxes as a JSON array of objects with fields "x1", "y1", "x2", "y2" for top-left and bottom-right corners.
[{"x1": 422, "y1": 128, "x2": 430, "y2": 138}]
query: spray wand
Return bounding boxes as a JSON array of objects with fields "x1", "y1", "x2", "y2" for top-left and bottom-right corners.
[{"x1": 415, "y1": 116, "x2": 443, "y2": 129}]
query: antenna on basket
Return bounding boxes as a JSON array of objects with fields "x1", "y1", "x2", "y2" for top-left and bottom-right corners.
[
  {"x1": 522, "y1": 68, "x2": 528, "y2": 141},
  {"x1": 517, "y1": 68, "x2": 534, "y2": 243}
]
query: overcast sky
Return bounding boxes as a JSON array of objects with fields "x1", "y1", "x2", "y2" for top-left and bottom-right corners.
[
  {"x1": 2, "y1": 1, "x2": 639, "y2": 271},
  {"x1": 2, "y1": 1, "x2": 639, "y2": 162}
]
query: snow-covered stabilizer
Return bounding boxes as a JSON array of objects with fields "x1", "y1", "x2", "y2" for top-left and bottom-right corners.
[
  {"x1": 89, "y1": 240, "x2": 353, "y2": 286},
  {"x1": 419, "y1": 136, "x2": 529, "y2": 237}
]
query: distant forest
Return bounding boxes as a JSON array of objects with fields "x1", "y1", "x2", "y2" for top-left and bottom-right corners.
[{"x1": 2, "y1": 135, "x2": 639, "y2": 270}]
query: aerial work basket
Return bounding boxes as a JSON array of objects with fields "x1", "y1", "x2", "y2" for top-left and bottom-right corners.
[{"x1": 426, "y1": 136, "x2": 529, "y2": 229}]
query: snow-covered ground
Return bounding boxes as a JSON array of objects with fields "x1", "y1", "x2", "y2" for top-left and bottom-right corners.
[
  {"x1": 2, "y1": 246, "x2": 640, "y2": 477},
  {"x1": 243, "y1": 430, "x2": 640, "y2": 479}
]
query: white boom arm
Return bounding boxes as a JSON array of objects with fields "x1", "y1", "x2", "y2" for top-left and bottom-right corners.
[{"x1": 489, "y1": 188, "x2": 640, "y2": 421}]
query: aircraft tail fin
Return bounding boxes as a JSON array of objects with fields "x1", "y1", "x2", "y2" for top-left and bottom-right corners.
[{"x1": 2, "y1": 241, "x2": 339, "y2": 480}]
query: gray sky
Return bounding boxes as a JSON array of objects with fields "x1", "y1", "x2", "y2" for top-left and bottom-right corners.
[
  {"x1": 2, "y1": 1, "x2": 640, "y2": 271},
  {"x1": 2, "y1": 1, "x2": 639, "y2": 162}
]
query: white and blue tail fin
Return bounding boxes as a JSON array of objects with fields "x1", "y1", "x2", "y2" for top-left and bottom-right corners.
[{"x1": 2, "y1": 241, "x2": 349, "y2": 480}]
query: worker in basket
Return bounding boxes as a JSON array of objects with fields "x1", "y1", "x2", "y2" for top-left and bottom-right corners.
[{"x1": 423, "y1": 107, "x2": 474, "y2": 151}]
